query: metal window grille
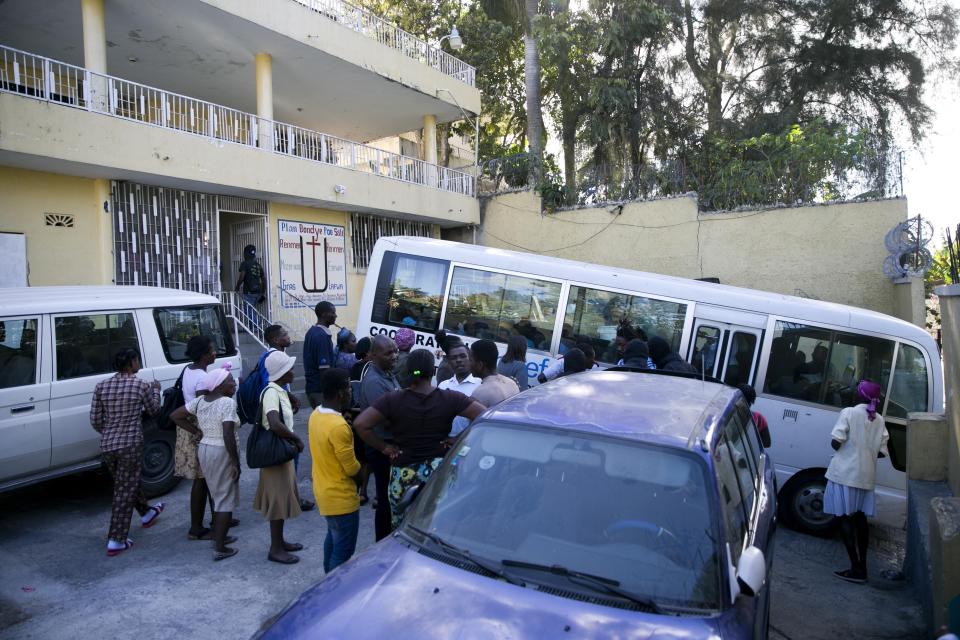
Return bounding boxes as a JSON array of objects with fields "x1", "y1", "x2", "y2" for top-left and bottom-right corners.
[
  {"x1": 112, "y1": 181, "x2": 220, "y2": 294},
  {"x1": 349, "y1": 213, "x2": 437, "y2": 271}
]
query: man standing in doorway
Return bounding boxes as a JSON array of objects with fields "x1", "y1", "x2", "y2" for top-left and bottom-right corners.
[
  {"x1": 235, "y1": 244, "x2": 266, "y2": 311},
  {"x1": 357, "y1": 335, "x2": 400, "y2": 541},
  {"x1": 437, "y1": 342, "x2": 480, "y2": 436},
  {"x1": 470, "y1": 339, "x2": 519, "y2": 409},
  {"x1": 304, "y1": 301, "x2": 338, "y2": 410}
]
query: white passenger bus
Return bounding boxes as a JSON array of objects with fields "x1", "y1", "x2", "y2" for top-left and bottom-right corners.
[{"x1": 356, "y1": 237, "x2": 942, "y2": 532}]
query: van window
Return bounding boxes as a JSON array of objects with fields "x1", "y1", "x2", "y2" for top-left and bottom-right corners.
[
  {"x1": 154, "y1": 305, "x2": 235, "y2": 363},
  {"x1": 55, "y1": 313, "x2": 139, "y2": 380},
  {"x1": 371, "y1": 251, "x2": 449, "y2": 332},
  {"x1": 722, "y1": 332, "x2": 758, "y2": 386},
  {"x1": 564, "y1": 285, "x2": 687, "y2": 363},
  {"x1": 0, "y1": 318, "x2": 38, "y2": 388},
  {"x1": 887, "y1": 344, "x2": 929, "y2": 418},
  {"x1": 763, "y1": 321, "x2": 894, "y2": 410},
  {"x1": 443, "y1": 267, "x2": 562, "y2": 349}
]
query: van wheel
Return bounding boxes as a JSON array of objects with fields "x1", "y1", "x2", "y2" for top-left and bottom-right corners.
[
  {"x1": 141, "y1": 430, "x2": 180, "y2": 497},
  {"x1": 777, "y1": 469, "x2": 837, "y2": 536}
]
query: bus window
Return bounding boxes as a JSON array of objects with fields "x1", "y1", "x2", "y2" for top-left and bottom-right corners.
[
  {"x1": 822, "y1": 333, "x2": 893, "y2": 408},
  {"x1": 564, "y1": 285, "x2": 687, "y2": 363},
  {"x1": 371, "y1": 251, "x2": 450, "y2": 331},
  {"x1": 692, "y1": 325, "x2": 722, "y2": 376},
  {"x1": 886, "y1": 344, "x2": 929, "y2": 418},
  {"x1": 443, "y1": 266, "x2": 561, "y2": 349},
  {"x1": 722, "y1": 332, "x2": 758, "y2": 386},
  {"x1": 763, "y1": 320, "x2": 894, "y2": 409}
]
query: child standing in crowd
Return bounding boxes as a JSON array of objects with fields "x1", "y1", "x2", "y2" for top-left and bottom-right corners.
[
  {"x1": 393, "y1": 327, "x2": 416, "y2": 388},
  {"x1": 823, "y1": 380, "x2": 889, "y2": 584},
  {"x1": 309, "y1": 368, "x2": 362, "y2": 573},
  {"x1": 89, "y1": 348, "x2": 164, "y2": 556},
  {"x1": 172, "y1": 365, "x2": 241, "y2": 561}
]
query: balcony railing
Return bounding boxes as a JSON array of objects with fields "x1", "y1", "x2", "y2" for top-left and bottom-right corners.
[
  {"x1": 0, "y1": 44, "x2": 475, "y2": 197},
  {"x1": 290, "y1": 0, "x2": 475, "y2": 87}
]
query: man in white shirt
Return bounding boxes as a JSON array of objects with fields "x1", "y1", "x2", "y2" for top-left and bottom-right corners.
[{"x1": 437, "y1": 342, "x2": 480, "y2": 436}]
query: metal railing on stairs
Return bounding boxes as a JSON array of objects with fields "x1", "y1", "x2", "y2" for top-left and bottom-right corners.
[{"x1": 218, "y1": 291, "x2": 269, "y2": 348}]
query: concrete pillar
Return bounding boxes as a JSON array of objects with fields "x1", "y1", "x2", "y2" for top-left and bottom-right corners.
[
  {"x1": 80, "y1": 0, "x2": 107, "y2": 73},
  {"x1": 80, "y1": 0, "x2": 109, "y2": 112},
  {"x1": 894, "y1": 275, "x2": 926, "y2": 328},
  {"x1": 422, "y1": 114, "x2": 438, "y2": 164},
  {"x1": 93, "y1": 179, "x2": 113, "y2": 284},
  {"x1": 907, "y1": 413, "x2": 949, "y2": 481},
  {"x1": 929, "y1": 497, "x2": 960, "y2": 632},
  {"x1": 255, "y1": 52, "x2": 274, "y2": 149},
  {"x1": 423, "y1": 114, "x2": 438, "y2": 188},
  {"x1": 936, "y1": 283, "x2": 960, "y2": 497}
]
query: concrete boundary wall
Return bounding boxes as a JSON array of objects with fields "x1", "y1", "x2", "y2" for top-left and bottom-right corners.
[{"x1": 467, "y1": 190, "x2": 909, "y2": 318}]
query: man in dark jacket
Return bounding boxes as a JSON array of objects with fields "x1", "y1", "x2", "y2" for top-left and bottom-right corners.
[
  {"x1": 621, "y1": 339, "x2": 653, "y2": 369},
  {"x1": 648, "y1": 336, "x2": 697, "y2": 373}
]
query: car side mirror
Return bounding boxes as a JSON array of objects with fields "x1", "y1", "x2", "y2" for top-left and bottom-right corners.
[
  {"x1": 396, "y1": 483, "x2": 423, "y2": 515},
  {"x1": 736, "y1": 546, "x2": 766, "y2": 597}
]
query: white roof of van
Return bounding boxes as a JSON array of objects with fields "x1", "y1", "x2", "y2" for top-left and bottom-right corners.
[{"x1": 0, "y1": 286, "x2": 221, "y2": 316}]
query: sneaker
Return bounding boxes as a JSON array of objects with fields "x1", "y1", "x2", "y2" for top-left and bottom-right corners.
[{"x1": 833, "y1": 569, "x2": 867, "y2": 584}]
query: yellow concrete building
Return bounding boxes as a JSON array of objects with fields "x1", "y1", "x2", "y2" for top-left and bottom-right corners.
[{"x1": 0, "y1": 0, "x2": 480, "y2": 337}]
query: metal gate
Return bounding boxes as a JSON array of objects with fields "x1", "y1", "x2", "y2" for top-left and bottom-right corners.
[
  {"x1": 111, "y1": 182, "x2": 219, "y2": 294},
  {"x1": 224, "y1": 212, "x2": 270, "y2": 320}
]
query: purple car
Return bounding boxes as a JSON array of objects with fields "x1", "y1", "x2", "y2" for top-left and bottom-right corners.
[{"x1": 259, "y1": 370, "x2": 777, "y2": 639}]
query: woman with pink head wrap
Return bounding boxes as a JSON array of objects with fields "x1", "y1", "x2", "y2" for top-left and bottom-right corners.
[
  {"x1": 822, "y1": 379, "x2": 889, "y2": 584},
  {"x1": 393, "y1": 328, "x2": 417, "y2": 388},
  {"x1": 171, "y1": 363, "x2": 241, "y2": 561}
]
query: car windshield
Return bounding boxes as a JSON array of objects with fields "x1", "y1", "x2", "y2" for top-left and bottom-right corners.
[{"x1": 404, "y1": 422, "x2": 721, "y2": 611}]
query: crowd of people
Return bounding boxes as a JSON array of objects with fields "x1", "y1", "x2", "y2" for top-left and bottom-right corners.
[{"x1": 87, "y1": 300, "x2": 817, "y2": 576}]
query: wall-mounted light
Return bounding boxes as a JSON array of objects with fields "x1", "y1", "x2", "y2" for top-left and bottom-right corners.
[
  {"x1": 334, "y1": 184, "x2": 346, "y2": 195},
  {"x1": 437, "y1": 26, "x2": 463, "y2": 51}
]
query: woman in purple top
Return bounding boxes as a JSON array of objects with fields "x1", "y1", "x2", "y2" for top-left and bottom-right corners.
[{"x1": 354, "y1": 349, "x2": 486, "y2": 529}]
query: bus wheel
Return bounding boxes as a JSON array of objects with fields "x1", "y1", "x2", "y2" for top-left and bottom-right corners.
[
  {"x1": 141, "y1": 429, "x2": 180, "y2": 497},
  {"x1": 777, "y1": 469, "x2": 837, "y2": 536}
]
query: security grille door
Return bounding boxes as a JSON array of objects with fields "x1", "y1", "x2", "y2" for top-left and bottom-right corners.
[
  {"x1": 229, "y1": 219, "x2": 268, "y2": 283},
  {"x1": 112, "y1": 182, "x2": 219, "y2": 294}
]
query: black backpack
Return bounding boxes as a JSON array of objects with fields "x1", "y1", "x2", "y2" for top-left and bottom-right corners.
[{"x1": 154, "y1": 366, "x2": 188, "y2": 431}]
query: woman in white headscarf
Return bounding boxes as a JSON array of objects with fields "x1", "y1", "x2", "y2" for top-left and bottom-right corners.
[
  {"x1": 253, "y1": 351, "x2": 305, "y2": 564},
  {"x1": 172, "y1": 364, "x2": 241, "y2": 561}
]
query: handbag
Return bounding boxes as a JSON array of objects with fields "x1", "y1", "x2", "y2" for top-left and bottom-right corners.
[
  {"x1": 246, "y1": 386, "x2": 297, "y2": 469},
  {"x1": 154, "y1": 366, "x2": 188, "y2": 431}
]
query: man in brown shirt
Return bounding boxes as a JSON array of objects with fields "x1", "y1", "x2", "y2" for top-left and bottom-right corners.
[{"x1": 469, "y1": 339, "x2": 520, "y2": 409}]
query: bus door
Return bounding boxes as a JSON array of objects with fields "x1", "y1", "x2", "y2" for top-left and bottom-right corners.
[{"x1": 688, "y1": 306, "x2": 766, "y2": 386}]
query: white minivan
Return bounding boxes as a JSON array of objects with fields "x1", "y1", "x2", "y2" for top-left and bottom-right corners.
[{"x1": 0, "y1": 286, "x2": 241, "y2": 496}]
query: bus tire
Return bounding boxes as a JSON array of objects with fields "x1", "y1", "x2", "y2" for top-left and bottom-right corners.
[
  {"x1": 141, "y1": 429, "x2": 180, "y2": 497},
  {"x1": 777, "y1": 469, "x2": 837, "y2": 536}
]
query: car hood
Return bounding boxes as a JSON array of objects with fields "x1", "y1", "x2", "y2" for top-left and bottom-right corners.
[{"x1": 258, "y1": 537, "x2": 721, "y2": 640}]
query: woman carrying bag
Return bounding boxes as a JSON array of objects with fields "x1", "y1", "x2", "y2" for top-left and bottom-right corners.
[{"x1": 252, "y1": 351, "x2": 305, "y2": 564}]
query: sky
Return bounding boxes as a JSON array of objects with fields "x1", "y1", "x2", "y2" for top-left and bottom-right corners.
[{"x1": 903, "y1": 83, "x2": 959, "y2": 249}]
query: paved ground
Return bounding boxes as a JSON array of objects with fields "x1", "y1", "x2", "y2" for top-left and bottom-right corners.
[{"x1": 0, "y1": 411, "x2": 927, "y2": 639}]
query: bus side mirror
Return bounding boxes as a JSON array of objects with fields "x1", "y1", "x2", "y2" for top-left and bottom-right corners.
[{"x1": 736, "y1": 546, "x2": 766, "y2": 597}]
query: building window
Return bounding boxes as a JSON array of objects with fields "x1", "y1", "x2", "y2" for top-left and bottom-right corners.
[
  {"x1": 112, "y1": 181, "x2": 220, "y2": 294},
  {"x1": 349, "y1": 213, "x2": 437, "y2": 271}
]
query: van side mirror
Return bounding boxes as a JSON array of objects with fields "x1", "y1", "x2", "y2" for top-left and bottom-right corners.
[
  {"x1": 736, "y1": 546, "x2": 766, "y2": 597},
  {"x1": 396, "y1": 483, "x2": 423, "y2": 515}
]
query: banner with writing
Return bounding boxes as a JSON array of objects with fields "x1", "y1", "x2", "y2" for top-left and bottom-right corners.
[{"x1": 277, "y1": 219, "x2": 348, "y2": 307}]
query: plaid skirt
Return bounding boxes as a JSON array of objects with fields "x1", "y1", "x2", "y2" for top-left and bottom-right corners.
[{"x1": 388, "y1": 457, "x2": 443, "y2": 528}]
